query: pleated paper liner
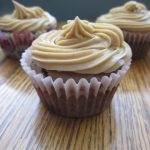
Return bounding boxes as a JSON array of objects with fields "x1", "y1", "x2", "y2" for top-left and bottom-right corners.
[
  {"x1": 20, "y1": 50, "x2": 131, "y2": 118},
  {"x1": 0, "y1": 25, "x2": 57, "y2": 59},
  {"x1": 123, "y1": 30, "x2": 150, "y2": 59}
]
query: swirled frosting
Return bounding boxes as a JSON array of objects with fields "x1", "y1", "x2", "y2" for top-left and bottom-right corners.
[
  {"x1": 96, "y1": 1, "x2": 150, "y2": 32},
  {"x1": 0, "y1": 0, "x2": 56, "y2": 32},
  {"x1": 31, "y1": 17, "x2": 131, "y2": 74}
]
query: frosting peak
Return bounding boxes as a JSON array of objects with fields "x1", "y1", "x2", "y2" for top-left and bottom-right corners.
[
  {"x1": 12, "y1": 0, "x2": 44, "y2": 19},
  {"x1": 0, "y1": 1, "x2": 56, "y2": 32},
  {"x1": 110, "y1": 1, "x2": 147, "y2": 13},
  {"x1": 96, "y1": 1, "x2": 150, "y2": 32},
  {"x1": 124, "y1": 1, "x2": 146, "y2": 12},
  {"x1": 61, "y1": 17, "x2": 94, "y2": 39},
  {"x1": 31, "y1": 17, "x2": 131, "y2": 74}
]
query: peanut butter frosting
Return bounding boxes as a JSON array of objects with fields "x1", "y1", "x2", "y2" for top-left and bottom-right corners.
[
  {"x1": 0, "y1": 0, "x2": 56, "y2": 32},
  {"x1": 96, "y1": 1, "x2": 150, "y2": 32},
  {"x1": 31, "y1": 17, "x2": 131, "y2": 74}
]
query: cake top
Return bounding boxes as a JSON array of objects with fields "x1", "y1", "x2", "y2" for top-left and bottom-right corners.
[
  {"x1": 96, "y1": 1, "x2": 150, "y2": 32},
  {"x1": 0, "y1": 0, "x2": 56, "y2": 32},
  {"x1": 30, "y1": 17, "x2": 131, "y2": 74}
]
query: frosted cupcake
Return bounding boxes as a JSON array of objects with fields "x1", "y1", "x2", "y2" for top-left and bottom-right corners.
[
  {"x1": 0, "y1": 0, "x2": 57, "y2": 58},
  {"x1": 96, "y1": 1, "x2": 150, "y2": 59},
  {"x1": 21, "y1": 17, "x2": 132, "y2": 117}
]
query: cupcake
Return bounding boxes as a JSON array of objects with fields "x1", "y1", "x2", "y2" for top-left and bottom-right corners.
[
  {"x1": 0, "y1": 0, "x2": 57, "y2": 59},
  {"x1": 96, "y1": 1, "x2": 150, "y2": 59},
  {"x1": 21, "y1": 17, "x2": 132, "y2": 117}
]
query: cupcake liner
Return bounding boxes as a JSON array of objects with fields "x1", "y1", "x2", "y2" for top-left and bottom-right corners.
[
  {"x1": 123, "y1": 31, "x2": 150, "y2": 59},
  {"x1": 0, "y1": 25, "x2": 57, "y2": 59},
  {"x1": 0, "y1": 31, "x2": 35, "y2": 59},
  {"x1": 20, "y1": 50, "x2": 131, "y2": 118}
]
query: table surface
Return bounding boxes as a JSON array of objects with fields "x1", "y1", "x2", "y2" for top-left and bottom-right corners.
[{"x1": 0, "y1": 38, "x2": 150, "y2": 150}]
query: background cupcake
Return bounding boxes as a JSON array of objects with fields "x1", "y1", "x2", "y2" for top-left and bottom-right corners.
[
  {"x1": 96, "y1": 1, "x2": 150, "y2": 59},
  {"x1": 21, "y1": 17, "x2": 132, "y2": 117},
  {"x1": 0, "y1": 0, "x2": 57, "y2": 59}
]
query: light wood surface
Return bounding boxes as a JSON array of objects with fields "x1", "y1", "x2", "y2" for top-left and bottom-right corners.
[{"x1": 0, "y1": 45, "x2": 150, "y2": 149}]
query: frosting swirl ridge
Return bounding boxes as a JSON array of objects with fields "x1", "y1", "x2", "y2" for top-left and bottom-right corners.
[
  {"x1": 31, "y1": 17, "x2": 131, "y2": 74},
  {"x1": 96, "y1": 1, "x2": 150, "y2": 32},
  {"x1": 13, "y1": 0, "x2": 44, "y2": 19},
  {"x1": 0, "y1": 0, "x2": 56, "y2": 32}
]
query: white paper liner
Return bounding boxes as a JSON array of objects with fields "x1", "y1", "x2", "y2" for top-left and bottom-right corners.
[
  {"x1": 20, "y1": 50, "x2": 131, "y2": 117},
  {"x1": 123, "y1": 31, "x2": 150, "y2": 59}
]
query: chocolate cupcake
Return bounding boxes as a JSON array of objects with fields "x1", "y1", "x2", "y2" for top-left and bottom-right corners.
[
  {"x1": 21, "y1": 17, "x2": 132, "y2": 117},
  {"x1": 96, "y1": 1, "x2": 150, "y2": 59},
  {"x1": 0, "y1": 0, "x2": 57, "y2": 59}
]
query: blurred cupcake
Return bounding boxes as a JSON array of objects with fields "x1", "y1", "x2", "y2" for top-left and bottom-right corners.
[
  {"x1": 21, "y1": 17, "x2": 132, "y2": 117},
  {"x1": 96, "y1": 1, "x2": 150, "y2": 59},
  {"x1": 0, "y1": 0, "x2": 57, "y2": 59}
]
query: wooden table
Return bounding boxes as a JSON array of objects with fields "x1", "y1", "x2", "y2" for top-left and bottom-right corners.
[{"x1": 0, "y1": 50, "x2": 150, "y2": 150}]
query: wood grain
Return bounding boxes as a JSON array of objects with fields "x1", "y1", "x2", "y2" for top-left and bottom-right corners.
[{"x1": 0, "y1": 39, "x2": 150, "y2": 150}]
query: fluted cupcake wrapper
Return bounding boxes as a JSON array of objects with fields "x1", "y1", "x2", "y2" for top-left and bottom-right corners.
[
  {"x1": 123, "y1": 31, "x2": 150, "y2": 59},
  {"x1": 0, "y1": 25, "x2": 57, "y2": 59},
  {"x1": 20, "y1": 50, "x2": 131, "y2": 118}
]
